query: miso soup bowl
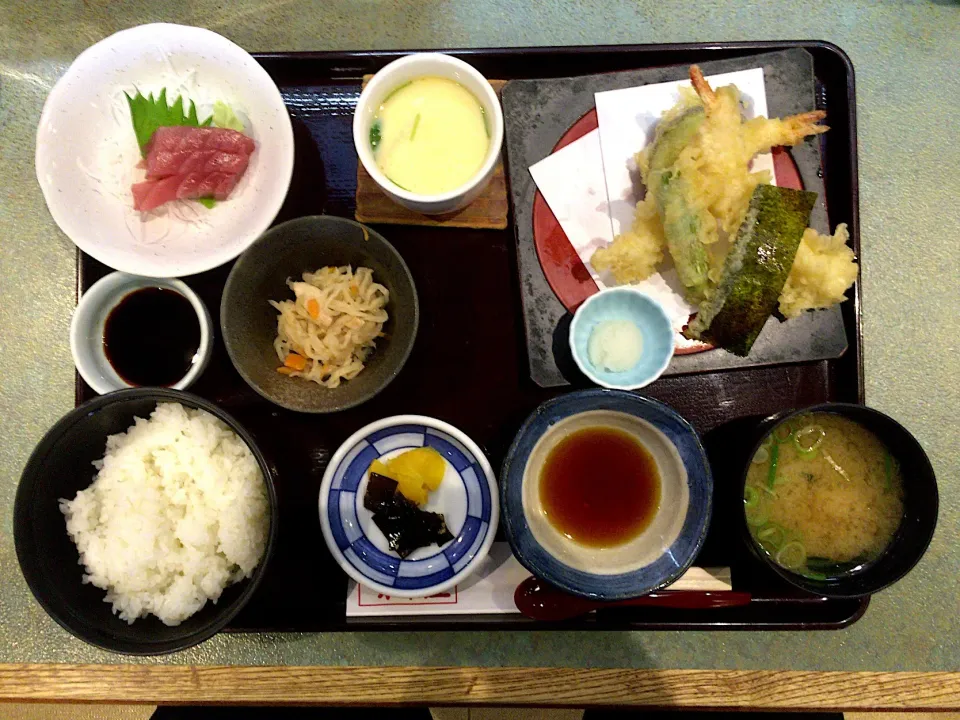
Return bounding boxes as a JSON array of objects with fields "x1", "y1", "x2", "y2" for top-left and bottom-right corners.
[
  {"x1": 353, "y1": 53, "x2": 504, "y2": 215},
  {"x1": 739, "y1": 403, "x2": 939, "y2": 598}
]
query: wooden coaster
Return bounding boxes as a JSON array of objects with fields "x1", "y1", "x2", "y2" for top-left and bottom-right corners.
[{"x1": 355, "y1": 77, "x2": 509, "y2": 230}]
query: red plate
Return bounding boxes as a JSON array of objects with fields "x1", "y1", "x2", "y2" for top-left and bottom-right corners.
[{"x1": 531, "y1": 112, "x2": 804, "y2": 353}]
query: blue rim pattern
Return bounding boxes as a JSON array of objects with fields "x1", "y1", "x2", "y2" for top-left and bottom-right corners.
[
  {"x1": 326, "y1": 425, "x2": 492, "y2": 591},
  {"x1": 500, "y1": 389, "x2": 713, "y2": 600}
]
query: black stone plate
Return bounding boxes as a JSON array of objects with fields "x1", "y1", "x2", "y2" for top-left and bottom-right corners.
[{"x1": 502, "y1": 47, "x2": 851, "y2": 388}]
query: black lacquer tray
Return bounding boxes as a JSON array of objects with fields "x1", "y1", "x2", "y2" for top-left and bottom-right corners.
[{"x1": 77, "y1": 41, "x2": 867, "y2": 630}]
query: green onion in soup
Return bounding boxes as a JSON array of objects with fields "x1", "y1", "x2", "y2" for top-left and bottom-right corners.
[{"x1": 743, "y1": 413, "x2": 905, "y2": 578}]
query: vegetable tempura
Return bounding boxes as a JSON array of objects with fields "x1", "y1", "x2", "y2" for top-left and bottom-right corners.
[{"x1": 591, "y1": 65, "x2": 857, "y2": 346}]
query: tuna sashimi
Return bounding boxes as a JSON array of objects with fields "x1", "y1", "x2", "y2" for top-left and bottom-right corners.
[
  {"x1": 148, "y1": 126, "x2": 256, "y2": 155},
  {"x1": 132, "y1": 172, "x2": 241, "y2": 212},
  {"x1": 132, "y1": 126, "x2": 256, "y2": 212},
  {"x1": 144, "y1": 126, "x2": 255, "y2": 178},
  {"x1": 146, "y1": 148, "x2": 251, "y2": 178}
]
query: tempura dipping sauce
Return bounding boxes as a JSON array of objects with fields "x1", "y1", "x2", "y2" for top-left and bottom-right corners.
[
  {"x1": 539, "y1": 427, "x2": 661, "y2": 548},
  {"x1": 371, "y1": 77, "x2": 489, "y2": 195}
]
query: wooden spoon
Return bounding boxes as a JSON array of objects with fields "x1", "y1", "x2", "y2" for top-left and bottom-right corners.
[{"x1": 514, "y1": 576, "x2": 752, "y2": 621}]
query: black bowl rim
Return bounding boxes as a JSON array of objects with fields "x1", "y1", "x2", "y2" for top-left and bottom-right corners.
[
  {"x1": 13, "y1": 387, "x2": 279, "y2": 656},
  {"x1": 220, "y1": 214, "x2": 420, "y2": 414},
  {"x1": 738, "y1": 402, "x2": 939, "y2": 599}
]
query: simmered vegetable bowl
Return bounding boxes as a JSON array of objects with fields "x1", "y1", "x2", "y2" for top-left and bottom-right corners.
[{"x1": 743, "y1": 412, "x2": 905, "y2": 580}]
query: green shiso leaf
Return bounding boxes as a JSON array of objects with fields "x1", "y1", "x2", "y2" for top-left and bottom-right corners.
[{"x1": 124, "y1": 88, "x2": 212, "y2": 153}]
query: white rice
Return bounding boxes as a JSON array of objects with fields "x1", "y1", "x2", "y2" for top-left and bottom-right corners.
[{"x1": 60, "y1": 402, "x2": 269, "y2": 626}]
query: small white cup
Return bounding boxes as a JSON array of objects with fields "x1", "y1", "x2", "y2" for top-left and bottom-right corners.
[
  {"x1": 70, "y1": 272, "x2": 213, "y2": 395},
  {"x1": 353, "y1": 53, "x2": 504, "y2": 215}
]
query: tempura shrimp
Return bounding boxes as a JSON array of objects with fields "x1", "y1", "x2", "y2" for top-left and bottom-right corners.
[{"x1": 688, "y1": 64, "x2": 828, "y2": 154}]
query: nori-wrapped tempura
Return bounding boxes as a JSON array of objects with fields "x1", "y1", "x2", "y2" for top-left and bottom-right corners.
[{"x1": 684, "y1": 184, "x2": 817, "y2": 355}]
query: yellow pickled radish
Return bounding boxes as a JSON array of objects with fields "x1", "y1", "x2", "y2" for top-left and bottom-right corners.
[
  {"x1": 369, "y1": 459, "x2": 392, "y2": 478},
  {"x1": 367, "y1": 447, "x2": 446, "y2": 506},
  {"x1": 395, "y1": 472, "x2": 429, "y2": 506},
  {"x1": 388, "y1": 447, "x2": 445, "y2": 490}
]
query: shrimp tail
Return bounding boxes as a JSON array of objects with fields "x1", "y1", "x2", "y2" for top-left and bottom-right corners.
[{"x1": 780, "y1": 110, "x2": 829, "y2": 144}]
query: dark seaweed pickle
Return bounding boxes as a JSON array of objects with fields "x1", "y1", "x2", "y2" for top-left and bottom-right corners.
[{"x1": 363, "y1": 472, "x2": 453, "y2": 558}]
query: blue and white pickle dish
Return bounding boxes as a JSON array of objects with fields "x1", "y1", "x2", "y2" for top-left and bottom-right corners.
[
  {"x1": 569, "y1": 287, "x2": 675, "y2": 391},
  {"x1": 500, "y1": 389, "x2": 713, "y2": 600},
  {"x1": 319, "y1": 415, "x2": 499, "y2": 597}
]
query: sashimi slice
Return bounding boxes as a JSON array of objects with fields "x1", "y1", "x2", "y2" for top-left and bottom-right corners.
[
  {"x1": 146, "y1": 126, "x2": 256, "y2": 156},
  {"x1": 195, "y1": 172, "x2": 222, "y2": 198},
  {"x1": 144, "y1": 126, "x2": 255, "y2": 179},
  {"x1": 175, "y1": 173, "x2": 203, "y2": 198},
  {"x1": 132, "y1": 176, "x2": 182, "y2": 212},
  {"x1": 146, "y1": 148, "x2": 250, "y2": 178},
  {"x1": 213, "y1": 173, "x2": 239, "y2": 198},
  {"x1": 131, "y1": 126, "x2": 256, "y2": 211},
  {"x1": 132, "y1": 172, "x2": 241, "y2": 212}
]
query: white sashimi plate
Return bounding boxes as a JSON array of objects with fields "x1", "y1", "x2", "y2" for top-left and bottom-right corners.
[{"x1": 36, "y1": 23, "x2": 294, "y2": 278}]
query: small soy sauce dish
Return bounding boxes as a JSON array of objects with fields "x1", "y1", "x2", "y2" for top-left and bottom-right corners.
[{"x1": 70, "y1": 272, "x2": 213, "y2": 394}]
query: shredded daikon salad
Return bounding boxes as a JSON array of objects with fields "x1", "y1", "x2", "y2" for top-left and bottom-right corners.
[{"x1": 269, "y1": 266, "x2": 389, "y2": 388}]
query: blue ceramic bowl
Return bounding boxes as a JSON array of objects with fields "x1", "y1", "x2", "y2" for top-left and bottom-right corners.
[
  {"x1": 319, "y1": 415, "x2": 498, "y2": 597},
  {"x1": 569, "y1": 288, "x2": 675, "y2": 390},
  {"x1": 501, "y1": 390, "x2": 712, "y2": 600}
]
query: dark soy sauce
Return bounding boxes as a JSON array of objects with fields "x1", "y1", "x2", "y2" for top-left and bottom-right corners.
[
  {"x1": 103, "y1": 287, "x2": 201, "y2": 387},
  {"x1": 540, "y1": 427, "x2": 661, "y2": 548}
]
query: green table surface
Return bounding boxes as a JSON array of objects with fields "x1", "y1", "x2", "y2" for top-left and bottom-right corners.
[{"x1": 1, "y1": 0, "x2": 958, "y2": 672}]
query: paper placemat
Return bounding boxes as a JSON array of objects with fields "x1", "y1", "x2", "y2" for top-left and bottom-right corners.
[{"x1": 346, "y1": 542, "x2": 732, "y2": 617}]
